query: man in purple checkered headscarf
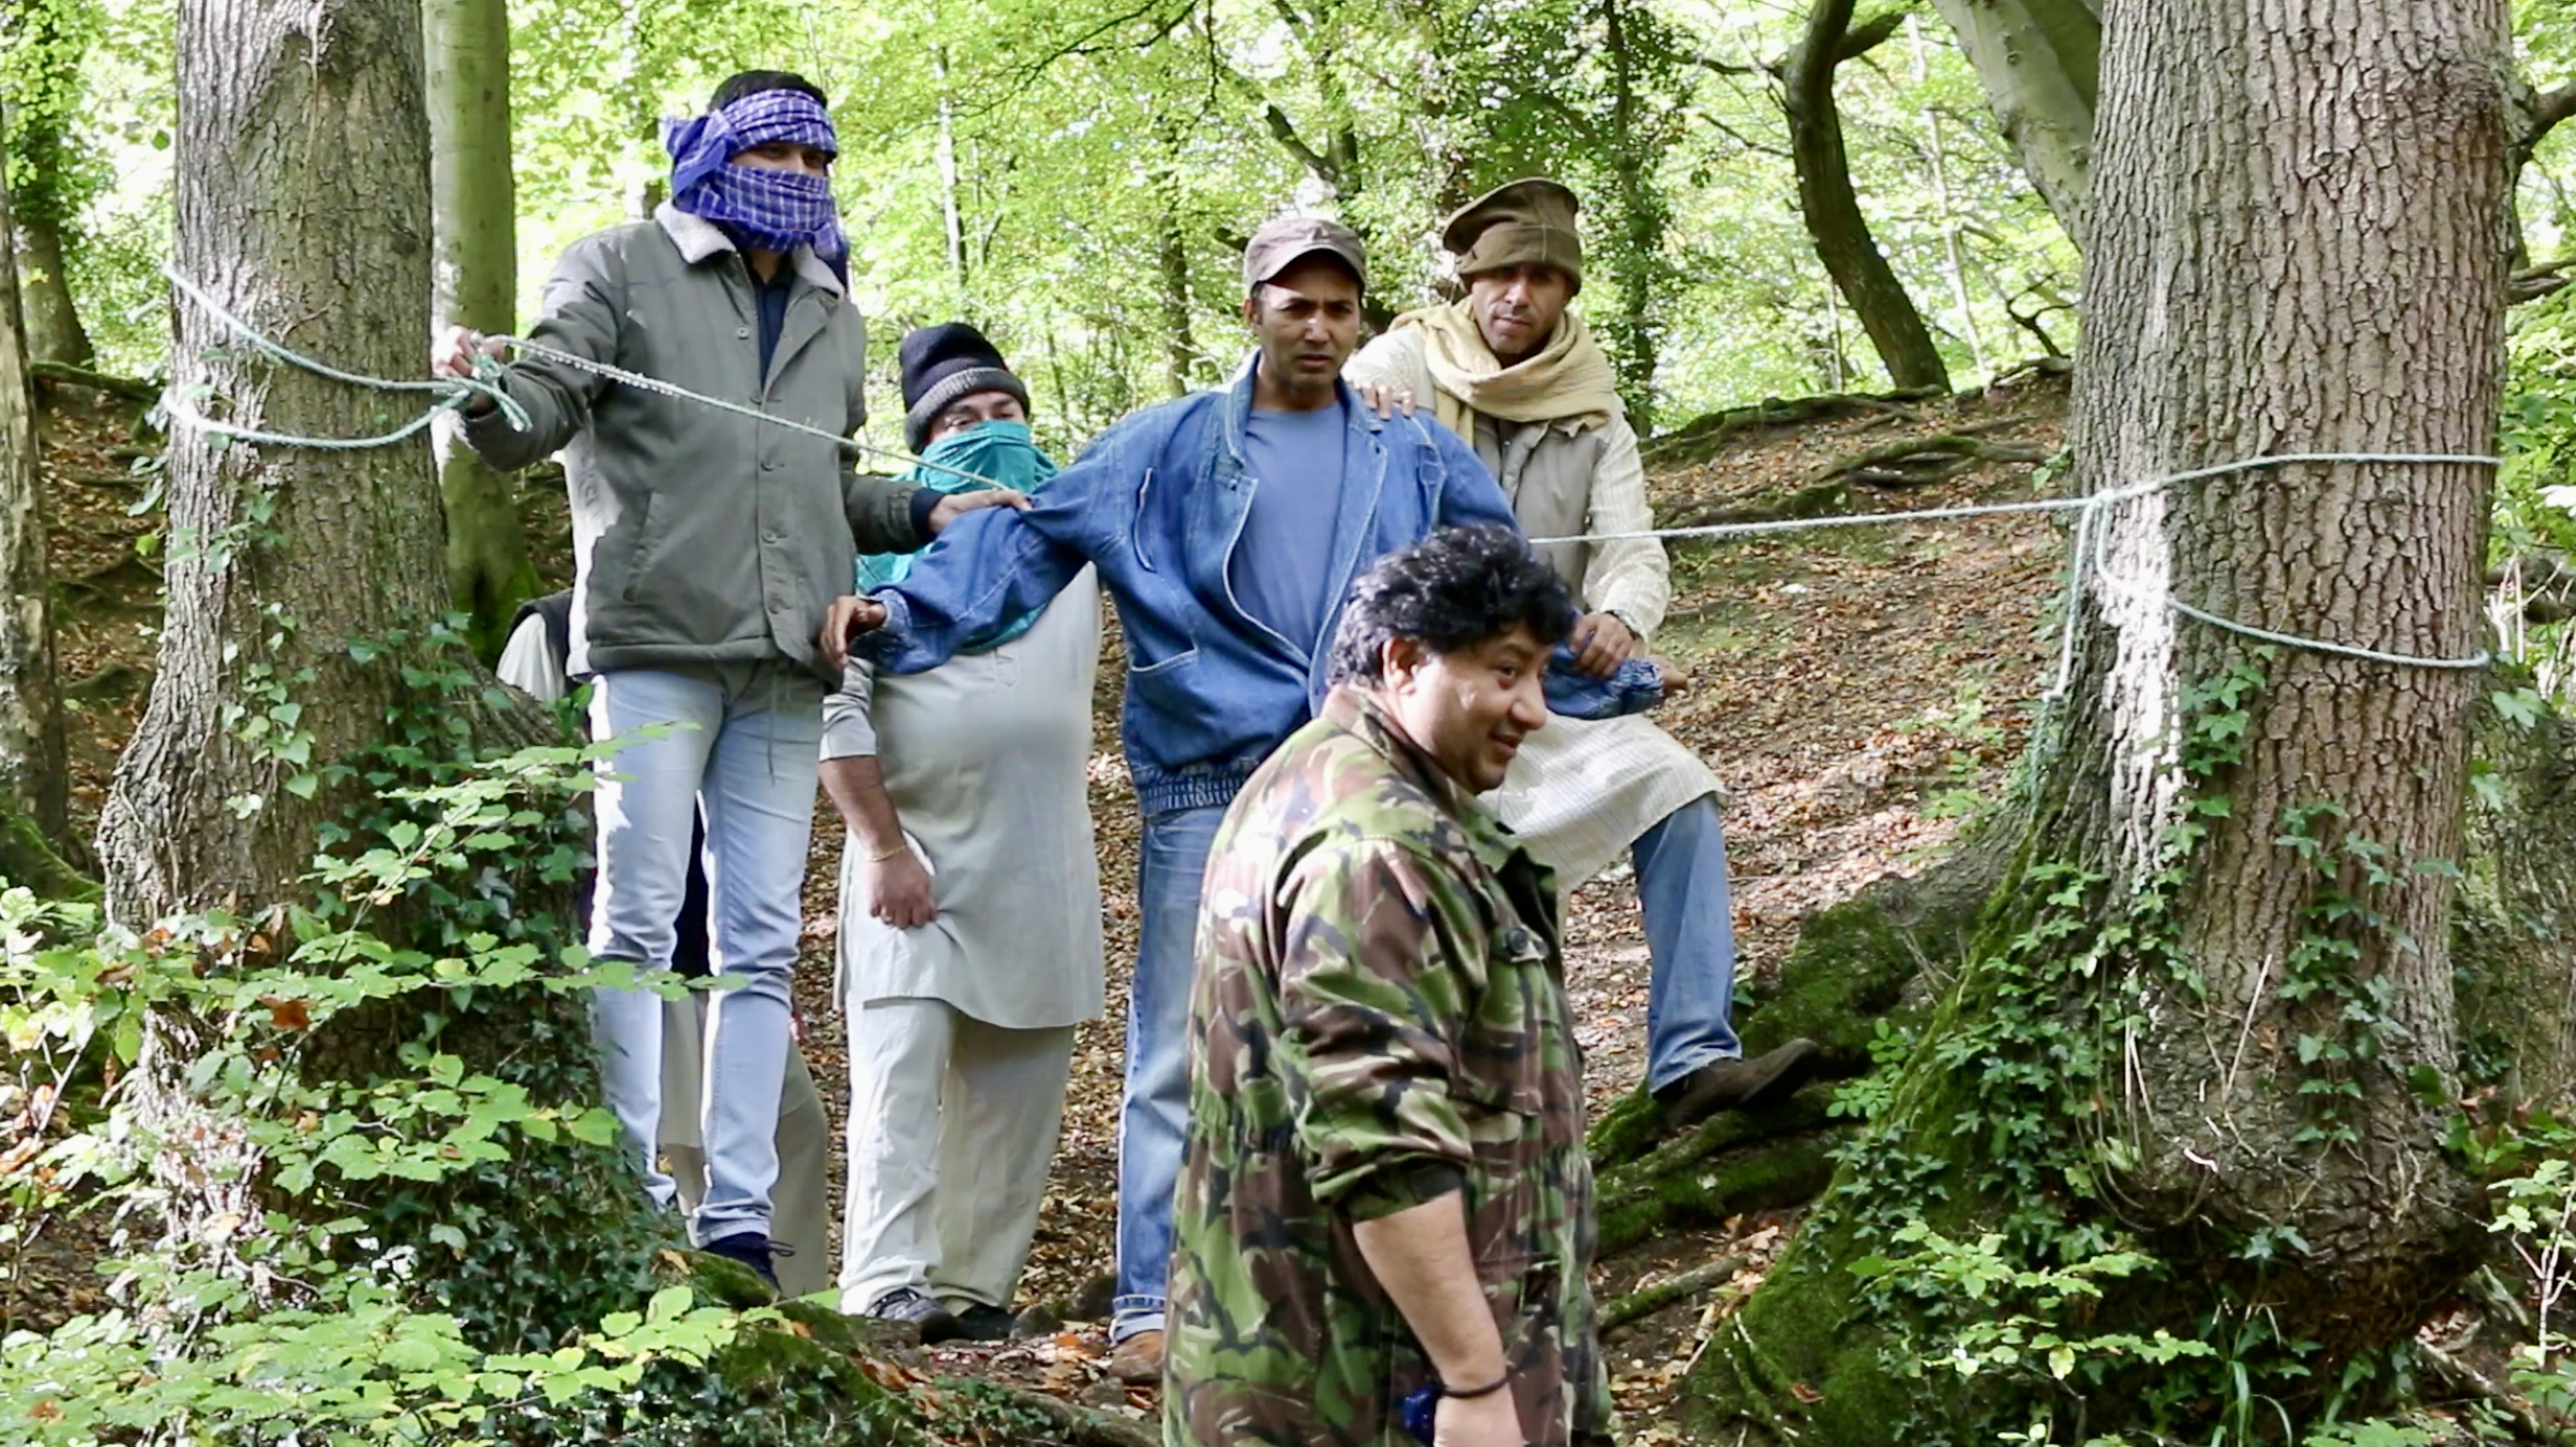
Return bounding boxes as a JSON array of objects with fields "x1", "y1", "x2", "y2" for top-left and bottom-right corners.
[
  {"x1": 662, "y1": 78, "x2": 848, "y2": 265},
  {"x1": 432, "y1": 69, "x2": 1025, "y2": 1293}
]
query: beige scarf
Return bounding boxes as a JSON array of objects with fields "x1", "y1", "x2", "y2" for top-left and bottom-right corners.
[{"x1": 1394, "y1": 298, "x2": 1624, "y2": 439}]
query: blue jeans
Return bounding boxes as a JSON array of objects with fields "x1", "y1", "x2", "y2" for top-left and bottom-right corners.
[
  {"x1": 586, "y1": 667, "x2": 824, "y2": 1244},
  {"x1": 1111, "y1": 804, "x2": 1227, "y2": 1343},
  {"x1": 1635, "y1": 795, "x2": 1745, "y2": 1094}
]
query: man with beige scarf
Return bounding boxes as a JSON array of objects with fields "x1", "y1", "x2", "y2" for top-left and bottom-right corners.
[{"x1": 1347, "y1": 177, "x2": 1819, "y2": 1131}]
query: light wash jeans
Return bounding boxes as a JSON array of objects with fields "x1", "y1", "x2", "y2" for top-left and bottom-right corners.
[
  {"x1": 1110, "y1": 803, "x2": 1227, "y2": 1344},
  {"x1": 1634, "y1": 795, "x2": 1746, "y2": 1094},
  {"x1": 586, "y1": 666, "x2": 823, "y2": 1245}
]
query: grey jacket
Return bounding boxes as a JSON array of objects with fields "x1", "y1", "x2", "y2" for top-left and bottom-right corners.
[{"x1": 463, "y1": 203, "x2": 926, "y2": 679}]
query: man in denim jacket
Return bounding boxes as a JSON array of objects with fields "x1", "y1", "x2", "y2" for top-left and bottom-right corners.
[{"x1": 824, "y1": 215, "x2": 1564, "y2": 1380}]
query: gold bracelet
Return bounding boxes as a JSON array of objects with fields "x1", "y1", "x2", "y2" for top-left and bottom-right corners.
[{"x1": 865, "y1": 841, "x2": 909, "y2": 863}]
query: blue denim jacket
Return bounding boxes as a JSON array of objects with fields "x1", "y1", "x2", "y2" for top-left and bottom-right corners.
[{"x1": 859, "y1": 357, "x2": 1616, "y2": 818}]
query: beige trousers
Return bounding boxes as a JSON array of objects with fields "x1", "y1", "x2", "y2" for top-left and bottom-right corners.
[
  {"x1": 838, "y1": 997, "x2": 1074, "y2": 1315},
  {"x1": 662, "y1": 995, "x2": 834, "y2": 1298}
]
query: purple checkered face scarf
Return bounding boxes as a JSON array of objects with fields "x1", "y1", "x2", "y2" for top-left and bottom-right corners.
[{"x1": 662, "y1": 90, "x2": 846, "y2": 260}]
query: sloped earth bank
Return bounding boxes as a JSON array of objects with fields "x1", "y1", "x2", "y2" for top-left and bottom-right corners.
[{"x1": 14, "y1": 371, "x2": 2073, "y2": 1439}]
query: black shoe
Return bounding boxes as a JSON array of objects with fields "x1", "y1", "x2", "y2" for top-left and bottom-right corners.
[
  {"x1": 953, "y1": 1303, "x2": 1016, "y2": 1342},
  {"x1": 869, "y1": 1286, "x2": 964, "y2": 1344},
  {"x1": 1653, "y1": 1039, "x2": 1824, "y2": 1129},
  {"x1": 701, "y1": 1231, "x2": 783, "y2": 1289}
]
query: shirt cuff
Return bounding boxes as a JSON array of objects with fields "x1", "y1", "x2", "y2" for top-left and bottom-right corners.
[
  {"x1": 908, "y1": 487, "x2": 942, "y2": 542},
  {"x1": 1338, "y1": 1159, "x2": 1468, "y2": 1223}
]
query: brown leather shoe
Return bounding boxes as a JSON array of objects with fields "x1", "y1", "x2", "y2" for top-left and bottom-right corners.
[
  {"x1": 1109, "y1": 1328, "x2": 1166, "y2": 1385},
  {"x1": 1654, "y1": 1039, "x2": 1823, "y2": 1130}
]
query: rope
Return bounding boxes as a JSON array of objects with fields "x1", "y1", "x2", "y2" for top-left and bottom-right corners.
[
  {"x1": 497, "y1": 335, "x2": 1006, "y2": 489},
  {"x1": 162, "y1": 268, "x2": 529, "y2": 446},
  {"x1": 2077, "y1": 481, "x2": 2494, "y2": 676},
  {"x1": 152, "y1": 267, "x2": 2499, "y2": 676},
  {"x1": 1526, "y1": 450, "x2": 2498, "y2": 685}
]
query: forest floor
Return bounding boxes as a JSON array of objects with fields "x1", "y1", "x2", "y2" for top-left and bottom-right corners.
[{"x1": 14, "y1": 366, "x2": 2073, "y2": 1442}]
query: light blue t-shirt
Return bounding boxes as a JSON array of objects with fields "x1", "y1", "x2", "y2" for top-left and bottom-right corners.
[{"x1": 1230, "y1": 400, "x2": 1348, "y2": 650}]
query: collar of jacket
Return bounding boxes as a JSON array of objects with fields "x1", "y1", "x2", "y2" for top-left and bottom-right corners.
[
  {"x1": 1195, "y1": 352, "x2": 1397, "y2": 685},
  {"x1": 1320, "y1": 684, "x2": 1518, "y2": 858},
  {"x1": 1320, "y1": 685, "x2": 1560, "y2": 950},
  {"x1": 654, "y1": 200, "x2": 845, "y2": 299}
]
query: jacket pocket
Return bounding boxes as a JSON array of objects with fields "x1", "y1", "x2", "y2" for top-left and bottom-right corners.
[
  {"x1": 1454, "y1": 923, "x2": 1554, "y2": 1119},
  {"x1": 1124, "y1": 646, "x2": 1239, "y2": 773}
]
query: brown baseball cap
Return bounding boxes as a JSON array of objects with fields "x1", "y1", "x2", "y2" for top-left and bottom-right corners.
[
  {"x1": 1241, "y1": 214, "x2": 1369, "y2": 294},
  {"x1": 1442, "y1": 177, "x2": 1583, "y2": 293}
]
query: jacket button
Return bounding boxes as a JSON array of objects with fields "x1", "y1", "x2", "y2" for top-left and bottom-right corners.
[
  {"x1": 737, "y1": 326, "x2": 751, "y2": 340},
  {"x1": 762, "y1": 531, "x2": 781, "y2": 544},
  {"x1": 761, "y1": 459, "x2": 778, "y2": 471}
]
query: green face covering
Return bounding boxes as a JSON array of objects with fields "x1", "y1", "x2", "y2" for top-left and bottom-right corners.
[{"x1": 856, "y1": 419, "x2": 1061, "y2": 651}]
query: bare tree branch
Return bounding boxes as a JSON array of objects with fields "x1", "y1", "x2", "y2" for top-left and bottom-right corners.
[
  {"x1": 1261, "y1": 102, "x2": 1341, "y2": 187},
  {"x1": 2531, "y1": 81, "x2": 2576, "y2": 151},
  {"x1": 1835, "y1": 6, "x2": 1907, "y2": 64},
  {"x1": 1691, "y1": 51, "x2": 1761, "y2": 78}
]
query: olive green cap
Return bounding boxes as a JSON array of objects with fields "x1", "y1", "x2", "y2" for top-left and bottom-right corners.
[{"x1": 1441, "y1": 177, "x2": 1583, "y2": 293}]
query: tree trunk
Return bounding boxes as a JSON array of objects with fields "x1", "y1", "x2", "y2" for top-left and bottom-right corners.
[
  {"x1": 1156, "y1": 205, "x2": 1197, "y2": 398},
  {"x1": 0, "y1": 132, "x2": 66, "y2": 854},
  {"x1": 1693, "y1": 0, "x2": 2510, "y2": 1436},
  {"x1": 97, "y1": 0, "x2": 528, "y2": 918},
  {"x1": 2062, "y1": 0, "x2": 2506, "y2": 1264},
  {"x1": 1927, "y1": 0, "x2": 2099, "y2": 252},
  {"x1": 932, "y1": 43, "x2": 971, "y2": 302},
  {"x1": 1596, "y1": 0, "x2": 1667, "y2": 429},
  {"x1": 9, "y1": 212, "x2": 89, "y2": 369},
  {"x1": 1910, "y1": 15, "x2": 1989, "y2": 381},
  {"x1": 2, "y1": 0, "x2": 98, "y2": 368},
  {"x1": 424, "y1": 0, "x2": 539, "y2": 661},
  {"x1": 1780, "y1": 0, "x2": 1951, "y2": 392}
]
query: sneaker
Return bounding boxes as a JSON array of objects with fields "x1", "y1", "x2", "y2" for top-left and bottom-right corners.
[
  {"x1": 952, "y1": 1302, "x2": 1016, "y2": 1342},
  {"x1": 1653, "y1": 1039, "x2": 1824, "y2": 1130},
  {"x1": 700, "y1": 1231, "x2": 781, "y2": 1289},
  {"x1": 869, "y1": 1286, "x2": 963, "y2": 1345},
  {"x1": 1109, "y1": 1328, "x2": 1165, "y2": 1385}
]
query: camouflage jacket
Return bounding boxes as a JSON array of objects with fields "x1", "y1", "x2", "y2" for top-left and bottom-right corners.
[{"x1": 1164, "y1": 687, "x2": 1609, "y2": 1447}]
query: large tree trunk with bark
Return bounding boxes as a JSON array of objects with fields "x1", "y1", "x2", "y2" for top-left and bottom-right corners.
[
  {"x1": 0, "y1": 133, "x2": 67, "y2": 863},
  {"x1": 1927, "y1": 0, "x2": 2099, "y2": 252},
  {"x1": 1780, "y1": 0, "x2": 1951, "y2": 392},
  {"x1": 96, "y1": 0, "x2": 534, "y2": 918},
  {"x1": 92, "y1": 0, "x2": 657, "y2": 1365},
  {"x1": 1688, "y1": 1, "x2": 2511, "y2": 1437},
  {"x1": 424, "y1": 0, "x2": 538, "y2": 660}
]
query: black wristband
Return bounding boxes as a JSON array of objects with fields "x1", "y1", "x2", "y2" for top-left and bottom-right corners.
[
  {"x1": 907, "y1": 486, "x2": 941, "y2": 541},
  {"x1": 1442, "y1": 1372, "x2": 1510, "y2": 1400}
]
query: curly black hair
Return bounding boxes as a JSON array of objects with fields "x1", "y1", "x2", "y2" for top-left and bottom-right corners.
[
  {"x1": 1327, "y1": 525, "x2": 1578, "y2": 686},
  {"x1": 710, "y1": 70, "x2": 829, "y2": 112}
]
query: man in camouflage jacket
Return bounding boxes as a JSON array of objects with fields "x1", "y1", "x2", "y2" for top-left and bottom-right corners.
[{"x1": 1166, "y1": 525, "x2": 1613, "y2": 1447}]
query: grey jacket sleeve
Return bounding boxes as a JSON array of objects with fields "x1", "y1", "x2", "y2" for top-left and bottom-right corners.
[
  {"x1": 846, "y1": 473, "x2": 932, "y2": 555},
  {"x1": 820, "y1": 659, "x2": 880, "y2": 761},
  {"x1": 461, "y1": 235, "x2": 621, "y2": 471},
  {"x1": 832, "y1": 312, "x2": 934, "y2": 554}
]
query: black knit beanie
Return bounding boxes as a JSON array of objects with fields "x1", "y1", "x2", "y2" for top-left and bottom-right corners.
[{"x1": 899, "y1": 322, "x2": 1030, "y2": 453}]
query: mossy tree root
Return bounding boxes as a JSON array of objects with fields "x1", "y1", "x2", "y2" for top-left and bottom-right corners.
[
  {"x1": 1594, "y1": 1089, "x2": 1842, "y2": 1254},
  {"x1": 1587, "y1": 817, "x2": 2014, "y2": 1173},
  {"x1": 0, "y1": 804, "x2": 98, "y2": 901}
]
